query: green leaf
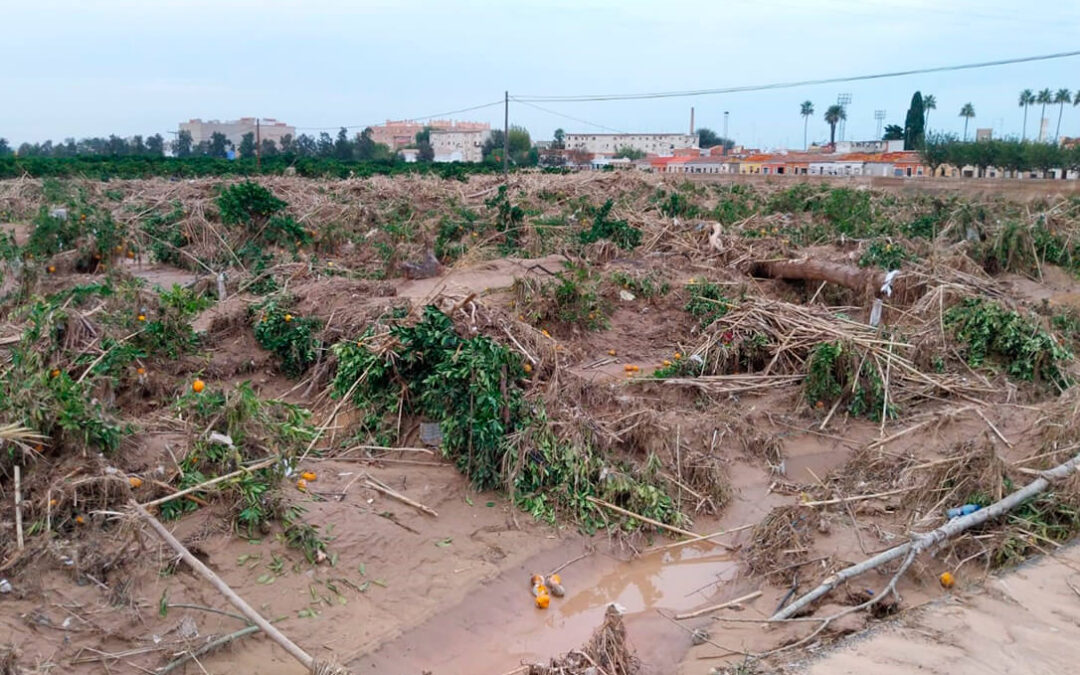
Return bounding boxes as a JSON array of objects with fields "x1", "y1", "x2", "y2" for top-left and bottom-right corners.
[{"x1": 435, "y1": 537, "x2": 453, "y2": 547}]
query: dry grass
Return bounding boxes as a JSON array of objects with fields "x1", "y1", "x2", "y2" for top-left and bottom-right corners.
[{"x1": 528, "y1": 604, "x2": 638, "y2": 675}]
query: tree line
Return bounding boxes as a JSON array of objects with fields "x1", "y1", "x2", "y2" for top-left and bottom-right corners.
[{"x1": 919, "y1": 133, "x2": 1080, "y2": 178}]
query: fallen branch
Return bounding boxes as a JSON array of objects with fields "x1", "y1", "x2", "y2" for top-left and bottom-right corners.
[
  {"x1": 675, "y1": 590, "x2": 762, "y2": 620},
  {"x1": 139, "y1": 457, "x2": 278, "y2": 510},
  {"x1": 644, "y1": 523, "x2": 753, "y2": 554},
  {"x1": 14, "y1": 465, "x2": 23, "y2": 550},
  {"x1": 749, "y1": 258, "x2": 885, "y2": 295},
  {"x1": 772, "y1": 450, "x2": 1080, "y2": 620},
  {"x1": 130, "y1": 501, "x2": 350, "y2": 675},
  {"x1": 799, "y1": 487, "x2": 913, "y2": 508},
  {"x1": 157, "y1": 624, "x2": 260, "y2": 674},
  {"x1": 586, "y1": 496, "x2": 697, "y2": 539},
  {"x1": 364, "y1": 477, "x2": 438, "y2": 517}
]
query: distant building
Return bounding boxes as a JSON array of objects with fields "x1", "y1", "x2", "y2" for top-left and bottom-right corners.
[
  {"x1": 975, "y1": 128, "x2": 993, "y2": 142},
  {"x1": 399, "y1": 148, "x2": 420, "y2": 163},
  {"x1": 179, "y1": 118, "x2": 294, "y2": 148},
  {"x1": 431, "y1": 127, "x2": 491, "y2": 163},
  {"x1": 370, "y1": 119, "x2": 490, "y2": 150},
  {"x1": 564, "y1": 133, "x2": 698, "y2": 157}
]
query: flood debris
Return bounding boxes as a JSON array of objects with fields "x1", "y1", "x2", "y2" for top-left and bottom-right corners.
[{"x1": 527, "y1": 604, "x2": 638, "y2": 675}]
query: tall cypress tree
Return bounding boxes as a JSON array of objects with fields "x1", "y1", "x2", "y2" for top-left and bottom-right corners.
[{"x1": 904, "y1": 91, "x2": 926, "y2": 150}]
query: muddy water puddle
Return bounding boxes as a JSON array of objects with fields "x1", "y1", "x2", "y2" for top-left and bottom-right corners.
[{"x1": 352, "y1": 540, "x2": 737, "y2": 674}]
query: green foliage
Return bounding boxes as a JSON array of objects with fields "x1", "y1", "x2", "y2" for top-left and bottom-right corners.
[
  {"x1": 945, "y1": 298, "x2": 1070, "y2": 388},
  {"x1": 805, "y1": 341, "x2": 896, "y2": 421},
  {"x1": 684, "y1": 279, "x2": 732, "y2": 327},
  {"x1": 579, "y1": 199, "x2": 642, "y2": 250},
  {"x1": 614, "y1": 146, "x2": 646, "y2": 160},
  {"x1": 252, "y1": 299, "x2": 322, "y2": 377},
  {"x1": 904, "y1": 91, "x2": 926, "y2": 150},
  {"x1": 434, "y1": 208, "x2": 480, "y2": 262},
  {"x1": 332, "y1": 306, "x2": 523, "y2": 489},
  {"x1": 140, "y1": 201, "x2": 188, "y2": 266},
  {"x1": 216, "y1": 180, "x2": 286, "y2": 227},
  {"x1": 515, "y1": 263, "x2": 610, "y2": 331},
  {"x1": 165, "y1": 383, "x2": 317, "y2": 532},
  {"x1": 817, "y1": 187, "x2": 873, "y2": 236},
  {"x1": 609, "y1": 270, "x2": 670, "y2": 299},
  {"x1": 655, "y1": 189, "x2": 699, "y2": 218},
  {"x1": 996, "y1": 494, "x2": 1080, "y2": 567},
  {"x1": 485, "y1": 185, "x2": 525, "y2": 251},
  {"x1": 858, "y1": 240, "x2": 914, "y2": 269}
]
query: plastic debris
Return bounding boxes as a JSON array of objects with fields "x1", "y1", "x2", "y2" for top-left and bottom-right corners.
[
  {"x1": 946, "y1": 503, "x2": 981, "y2": 519},
  {"x1": 0, "y1": 579, "x2": 12, "y2": 594}
]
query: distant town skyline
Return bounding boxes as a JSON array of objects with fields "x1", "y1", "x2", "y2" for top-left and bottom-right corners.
[{"x1": 4, "y1": 0, "x2": 1080, "y2": 149}]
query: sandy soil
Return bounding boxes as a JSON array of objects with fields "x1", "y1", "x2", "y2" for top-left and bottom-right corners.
[{"x1": 799, "y1": 543, "x2": 1080, "y2": 675}]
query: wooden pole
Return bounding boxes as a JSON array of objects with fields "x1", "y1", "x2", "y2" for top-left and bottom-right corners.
[
  {"x1": 256, "y1": 117, "x2": 261, "y2": 171},
  {"x1": 130, "y1": 501, "x2": 316, "y2": 670},
  {"x1": 14, "y1": 465, "x2": 23, "y2": 550},
  {"x1": 675, "y1": 590, "x2": 762, "y2": 620}
]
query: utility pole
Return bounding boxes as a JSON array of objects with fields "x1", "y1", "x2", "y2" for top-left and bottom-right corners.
[
  {"x1": 722, "y1": 111, "x2": 729, "y2": 156},
  {"x1": 874, "y1": 110, "x2": 885, "y2": 141},
  {"x1": 255, "y1": 118, "x2": 261, "y2": 171},
  {"x1": 503, "y1": 90, "x2": 509, "y2": 176}
]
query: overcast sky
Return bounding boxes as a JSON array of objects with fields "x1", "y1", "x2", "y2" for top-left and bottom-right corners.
[{"x1": 5, "y1": 0, "x2": 1080, "y2": 149}]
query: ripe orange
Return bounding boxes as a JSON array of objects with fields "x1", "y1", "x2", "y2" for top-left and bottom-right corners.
[
  {"x1": 136, "y1": 367, "x2": 146, "y2": 375},
  {"x1": 296, "y1": 478, "x2": 308, "y2": 491},
  {"x1": 815, "y1": 400, "x2": 825, "y2": 409},
  {"x1": 535, "y1": 593, "x2": 550, "y2": 609},
  {"x1": 608, "y1": 349, "x2": 617, "y2": 356},
  {"x1": 284, "y1": 314, "x2": 293, "y2": 322},
  {"x1": 300, "y1": 471, "x2": 317, "y2": 482},
  {"x1": 523, "y1": 363, "x2": 533, "y2": 374},
  {"x1": 137, "y1": 314, "x2": 146, "y2": 322},
  {"x1": 192, "y1": 379, "x2": 205, "y2": 393},
  {"x1": 47, "y1": 265, "x2": 56, "y2": 274},
  {"x1": 75, "y1": 515, "x2": 85, "y2": 525},
  {"x1": 50, "y1": 368, "x2": 61, "y2": 378},
  {"x1": 128, "y1": 476, "x2": 143, "y2": 489},
  {"x1": 939, "y1": 571, "x2": 955, "y2": 588}
]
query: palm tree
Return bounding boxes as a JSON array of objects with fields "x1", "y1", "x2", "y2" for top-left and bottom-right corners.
[
  {"x1": 923, "y1": 94, "x2": 937, "y2": 130},
  {"x1": 1036, "y1": 88, "x2": 1053, "y2": 140},
  {"x1": 800, "y1": 101, "x2": 814, "y2": 150},
  {"x1": 1054, "y1": 89, "x2": 1072, "y2": 143},
  {"x1": 959, "y1": 103, "x2": 976, "y2": 141},
  {"x1": 824, "y1": 105, "x2": 846, "y2": 147},
  {"x1": 1019, "y1": 89, "x2": 1035, "y2": 140}
]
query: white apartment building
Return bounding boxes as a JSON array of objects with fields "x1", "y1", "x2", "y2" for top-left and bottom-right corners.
[
  {"x1": 179, "y1": 118, "x2": 295, "y2": 148},
  {"x1": 430, "y1": 128, "x2": 490, "y2": 163},
  {"x1": 564, "y1": 133, "x2": 698, "y2": 157}
]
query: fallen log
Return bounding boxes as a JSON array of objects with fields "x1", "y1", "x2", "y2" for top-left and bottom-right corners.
[
  {"x1": 772, "y1": 451, "x2": 1080, "y2": 620},
  {"x1": 749, "y1": 258, "x2": 884, "y2": 295},
  {"x1": 130, "y1": 501, "x2": 352, "y2": 675}
]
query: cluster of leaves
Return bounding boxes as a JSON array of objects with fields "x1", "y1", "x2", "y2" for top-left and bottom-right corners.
[
  {"x1": 25, "y1": 199, "x2": 128, "y2": 267},
  {"x1": 684, "y1": 279, "x2": 733, "y2": 327},
  {"x1": 858, "y1": 240, "x2": 915, "y2": 270},
  {"x1": 579, "y1": 199, "x2": 642, "y2": 250},
  {"x1": 515, "y1": 263, "x2": 610, "y2": 331},
  {"x1": 331, "y1": 308, "x2": 684, "y2": 530},
  {"x1": 164, "y1": 383, "x2": 317, "y2": 537},
  {"x1": 332, "y1": 306, "x2": 524, "y2": 489},
  {"x1": 919, "y1": 133, "x2": 1080, "y2": 177},
  {"x1": 655, "y1": 189, "x2": 700, "y2": 218},
  {"x1": 609, "y1": 270, "x2": 670, "y2": 299},
  {"x1": 252, "y1": 298, "x2": 322, "y2": 377},
  {"x1": 945, "y1": 298, "x2": 1071, "y2": 388},
  {"x1": 804, "y1": 341, "x2": 896, "y2": 421},
  {"x1": 140, "y1": 201, "x2": 188, "y2": 266},
  {"x1": 217, "y1": 180, "x2": 307, "y2": 252},
  {"x1": 514, "y1": 413, "x2": 685, "y2": 533},
  {"x1": 485, "y1": 185, "x2": 525, "y2": 252},
  {"x1": 434, "y1": 207, "x2": 480, "y2": 262}
]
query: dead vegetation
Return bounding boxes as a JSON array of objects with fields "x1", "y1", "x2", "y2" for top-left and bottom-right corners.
[{"x1": 4, "y1": 173, "x2": 1080, "y2": 672}]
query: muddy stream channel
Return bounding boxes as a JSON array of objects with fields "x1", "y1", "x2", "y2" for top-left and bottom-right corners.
[{"x1": 352, "y1": 539, "x2": 738, "y2": 674}]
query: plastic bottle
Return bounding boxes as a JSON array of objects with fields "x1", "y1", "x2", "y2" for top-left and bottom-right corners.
[{"x1": 946, "y1": 503, "x2": 981, "y2": 519}]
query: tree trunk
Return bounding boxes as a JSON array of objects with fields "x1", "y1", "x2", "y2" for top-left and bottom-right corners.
[
  {"x1": 1057, "y1": 104, "x2": 1065, "y2": 143},
  {"x1": 804, "y1": 117, "x2": 809, "y2": 150},
  {"x1": 1023, "y1": 106, "x2": 1029, "y2": 141},
  {"x1": 829, "y1": 123, "x2": 836, "y2": 147},
  {"x1": 964, "y1": 118, "x2": 969, "y2": 142},
  {"x1": 750, "y1": 259, "x2": 885, "y2": 296}
]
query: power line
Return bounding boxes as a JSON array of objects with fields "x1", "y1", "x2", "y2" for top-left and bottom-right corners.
[
  {"x1": 511, "y1": 99, "x2": 625, "y2": 133},
  {"x1": 293, "y1": 99, "x2": 503, "y2": 132},
  {"x1": 514, "y1": 49, "x2": 1080, "y2": 102}
]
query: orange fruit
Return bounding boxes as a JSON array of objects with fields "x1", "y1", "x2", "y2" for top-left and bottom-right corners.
[
  {"x1": 549, "y1": 573, "x2": 561, "y2": 585},
  {"x1": 608, "y1": 349, "x2": 616, "y2": 356},
  {"x1": 939, "y1": 571, "x2": 955, "y2": 588},
  {"x1": 50, "y1": 368, "x2": 61, "y2": 378},
  {"x1": 47, "y1": 265, "x2": 56, "y2": 274},
  {"x1": 815, "y1": 400, "x2": 825, "y2": 409},
  {"x1": 137, "y1": 314, "x2": 146, "y2": 322},
  {"x1": 75, "y1": 515, "x2": 85, "y2": 525},
  {"x1": 662, "y1": 360, "x2": 672, "y2": 366},
  {"x1": 136, "y1": 367, "x2": 146, "y2": 375},
  {"x1": 523, "y1": 363, "x2": 533, "y2": 374},
  {"x1": 128, "y1": 476, "x2": 143, "y2": 489},
  {"x1": 300, "y1": 471, "x2": 317, "y2": 482},
  {"x1": 541, "y1": 329, "x2": 551, "y2": 338},
  {"x1": 192, "y1": 379, "x2": 205, "y2": 393},
  {"x1": 34, "y1": 444, "x2": 43, "y2": 453},
  {"x1": 535, "y1": 593, "x2": 550, "y2": 609},
  {"x1": 674, "y1": 352, "x2": 682, "y2": 360},
  {"x1": 530, "y1": 573, "x2": 544, "y2": 587},
  {"x1": 126, "y1": 251, "x2": 134, "y2": 259},
  {"x1": 296, "y1": 478, "x2": 308, "y2": 491},
  {"x1": 49, "y1": 499, "x2": 58, "y2": 507},
  {"x1": 284, "y1": 314, "x2": 293, "y2": 322}
]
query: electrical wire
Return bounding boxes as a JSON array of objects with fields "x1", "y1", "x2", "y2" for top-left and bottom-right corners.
[
  {"x1": 514, "y1": 49, "x2": 1080, "y2": 102},
  {"x1": 511, "y1": 99, "x2": 625, "y2": 133}
]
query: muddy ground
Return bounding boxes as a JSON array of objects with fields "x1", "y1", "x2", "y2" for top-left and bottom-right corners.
[{"x1": 2, "y1": 173, "x2": 1080, "y2": 675}]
